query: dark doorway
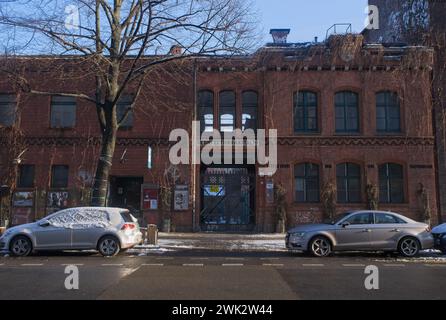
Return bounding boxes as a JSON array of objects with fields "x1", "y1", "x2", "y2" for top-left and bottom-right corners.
[
  {"x1": 109, "y1": 177, "x2": 143, "y2": 219},
  {"x1": 200, "y1": 166, "x2": 255, "y2": 232}
]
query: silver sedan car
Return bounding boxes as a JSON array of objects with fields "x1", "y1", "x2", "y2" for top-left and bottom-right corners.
[
  {"x1": 0, "y1": 207, "x2": 143, "y2": 257},
  {"x1": 286, "y1": 210, "x2": 433, "y2": 257}
]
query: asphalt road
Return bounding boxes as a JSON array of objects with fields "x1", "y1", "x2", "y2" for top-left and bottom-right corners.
[{"x1": 0, "y1": 250, "x2": 445, "y2": 300}]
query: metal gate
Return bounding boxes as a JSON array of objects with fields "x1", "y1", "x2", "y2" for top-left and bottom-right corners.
[{"x1": 200, "y1": 166, "x2": 255, "y2": 232}]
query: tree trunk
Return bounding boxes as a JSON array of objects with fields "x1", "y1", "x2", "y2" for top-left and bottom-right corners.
[{"x1": 91, "y1": 115, "x2": 117, "y2": 207}]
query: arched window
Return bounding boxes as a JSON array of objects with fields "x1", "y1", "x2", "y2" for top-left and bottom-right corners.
[
  {"x1": 219, "y1": 91, "x2": 236, "y2": 132},
  {"x1": 295, "y1": 163, "x2": 320, "y2": 202},
  {"x1": 198, "y1": 90, "x2": 214, "y2": 133},
  {"x1": 242, "y1": 91, "x2": 258, "y2": 131},
  {"x1": 379, "y1": 163, "x2": 404, "y2": 203},
  {"x1": 294, "y1": 91, "x2": 318, "y2": 133},
  {"x1": 335, "y1": 91, "x2": 359, "y2": 133},
  {"x1": 337, "y1": 163, "x2": 361, "y2": 203},
  {"x1": 376, "y1": 91, "x2": 401, "y2": 133}
]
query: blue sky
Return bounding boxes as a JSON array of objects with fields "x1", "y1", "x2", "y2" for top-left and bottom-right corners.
[{"x1": 255, "y1": 0, "x2": 369, "y2": 43}]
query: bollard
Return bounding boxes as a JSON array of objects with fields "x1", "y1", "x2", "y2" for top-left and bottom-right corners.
[{"x1": 147, "y1": 224, "x2": 158, "y2": 245}]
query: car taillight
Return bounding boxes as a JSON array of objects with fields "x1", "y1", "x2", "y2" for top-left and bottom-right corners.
[
  {"x1": 121, "y1": 223, "x2": 136, "y2": 230},
  {"x1": 425, "y1": 226, "x2": 431, "y2": 232}
]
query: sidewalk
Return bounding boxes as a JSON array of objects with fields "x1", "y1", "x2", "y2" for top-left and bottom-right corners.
[
  {"x1": 129, "y1": 232, "x2": 446, "y2": 262},
  {"x1": 129, "y1": 232, "x2": 287, "y2": 255}
]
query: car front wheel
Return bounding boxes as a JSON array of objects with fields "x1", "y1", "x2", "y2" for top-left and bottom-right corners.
[
  {"x1": 9, "y1": 236, "x2": 33, "y2": 257},
  {"x1": 309, "y1": 236, "x2": 332, "y2": 257},
  {"x1": 398, "y1": 237, "x2": 420, "y2": 257},
  {"x1": 98, "y1": 236, "x2": 120, "y2": 257}
]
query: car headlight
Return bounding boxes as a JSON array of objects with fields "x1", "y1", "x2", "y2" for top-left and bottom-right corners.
[
  {"x1": 1, "y1": 230, "x2": 13, "y2": 238},
  {"x1": 290, "y1": 232, "x2": 306, "y2": 238}
]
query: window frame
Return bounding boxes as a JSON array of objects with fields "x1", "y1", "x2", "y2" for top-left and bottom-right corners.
[
  {"x1": 242, "y1": 90, "x2": 258, "y2": 131},
  {"x1": 198, "y1": 90, "x2": 215, "y2": 133},
  {"x1": 294, "y1": 163, "x2": 320, "y2": 203},
  {"x1": 376, "y1": 91, "x2": 401, "y2": 133},
  {"x1": 335, "y1": 91, "x2": 360, "y2": 134},
  {"x1": 50, "y1": 96, "x2": 77, "y2": 129},
  {"x1": 51, "y1": 165, "x2": 69, "y2": 189},
  {"x1": 0, "y1": 94, "x2": 16, "y2": 127},
  {"x1": 379, "y1": 163, "x2": 405, "y2": 204},
  {"x1": 336, "y1": 163, "x2": 362, "y2": 204},
  {"x1": 294, "y1": 91, "x2": 319, "y2": 134},
  {"x1": 17, "y1": 164, "x2": 35, "y2": 189},
  {"x1": 219, "y1": 90, "x2": 236, "y2": 133},
  {"x1": 116, "y1": 95, "x2": 134, "y2": 129}
]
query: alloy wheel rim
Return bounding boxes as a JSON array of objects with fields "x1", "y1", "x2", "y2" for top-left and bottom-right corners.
[
  {"x1": 100, "y1": 239, "x2": 117, "y2": 255},
  {"x1": 312, "y1": 239, "x2": 330, "y2": 257},
  {"x1": 12, "y1": 239, "x2": 30, "y2": 255},
  {"x1": 401, "y1": 239, "x2": 418, "y2": 256}
]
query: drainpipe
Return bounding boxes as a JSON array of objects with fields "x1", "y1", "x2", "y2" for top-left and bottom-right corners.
[{"x1": 192, "y1": 59, "x2": 198, "y2": 232}]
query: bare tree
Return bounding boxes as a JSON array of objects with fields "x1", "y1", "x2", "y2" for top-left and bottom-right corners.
[{"x1": 0, "y1": 0, "x2": 256, "y2": 206}]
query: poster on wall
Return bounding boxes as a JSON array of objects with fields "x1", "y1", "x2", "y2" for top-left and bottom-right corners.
[
  {"x1": 204, "y1": 185, "x2": 225, "y2": 197},
  {"x1": 12, "y1": 207, "x2": 34, "y2": 225},
  {"x1": 13, "y1": 191, "x2": 34, "y2": 207},
  {"x1": 174, "y1": 185, "x2": 189, "y2": 211},
  {"x1": 47, "y1": 191, "x2": 69, "y2": 209},
  {"x1": 142, "y1": 185, "x2": 159, "y2": 210},
  {"x1": 266, "y1": 181, "x2": 274, "y2": 204}
]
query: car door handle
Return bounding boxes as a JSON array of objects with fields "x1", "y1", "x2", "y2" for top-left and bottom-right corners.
[
  {"x1": 363, "y1": 229, "x2": 372, "y2": 233},
  {"x1": 391, "y1": 229, "x2": 401, "y2": 232}
]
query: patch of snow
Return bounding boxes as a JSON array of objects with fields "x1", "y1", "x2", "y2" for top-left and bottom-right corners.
[
  {"x1": 432, "y1": 224, "x2": 446, "y2": 234},
  {"x1": 226, "y1": 240, "x2": 287, "y2": 252},
  {"x1": 127, "y1": 245, "x2": 175, "y2": 256},
  {"x1": 48, "y1": 208, "x2": 111, "y2": 229}
]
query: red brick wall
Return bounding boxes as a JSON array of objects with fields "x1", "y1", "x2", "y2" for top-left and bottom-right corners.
[{"x1": 0, "y1": 40, "x2": 439, "y2": 231}]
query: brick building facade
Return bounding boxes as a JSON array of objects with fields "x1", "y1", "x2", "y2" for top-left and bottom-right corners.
[
  {"x1": 363, "y1": 0, "x2": 446, "y2": 223},
  {"x1": 0, "y1": 33, "x2": 441, "y2": 232}
]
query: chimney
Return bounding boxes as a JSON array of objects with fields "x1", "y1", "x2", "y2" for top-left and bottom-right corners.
[
  {"x1": 270, "y1": 29, "x2": 290, "y2": 44},
  {"x1": 169, "y1": 45, "x2": 183, "y2": 55}
]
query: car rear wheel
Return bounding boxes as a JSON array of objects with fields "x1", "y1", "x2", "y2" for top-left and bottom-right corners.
[
  {"x1": 9, "y1": 236, "x2": 33, "y2": 257},
  {"x1": 98, "y1": 236, "x2": 120, "y2": 257},
  {"x1": 309, "y1": 236, "x2": 332, "y2": 257},
  {"x1": 398, "y1": 237, "x2": 420, "y2": 257}
]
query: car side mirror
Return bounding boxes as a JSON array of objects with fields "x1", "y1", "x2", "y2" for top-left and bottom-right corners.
[
  {"x1": 38, "y1": 220, "x2": 51, "y2": 228},
  {"x1": 341, "y1": 222, "x2": 350, "y2": 228}
]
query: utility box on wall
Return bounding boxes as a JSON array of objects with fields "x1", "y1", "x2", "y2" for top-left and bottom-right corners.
[
  {"x1": 173, "y1": 185, "x2": 189, "y2": 211},
  {"x1": 141, "y1": 184, "x2": 159, "y2": 225}
]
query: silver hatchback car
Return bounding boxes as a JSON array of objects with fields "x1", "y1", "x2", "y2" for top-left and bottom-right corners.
[
  {"x1": 0, "y1": 207, "x2": 143, "y2": 257},
  {"x1": 286, "y1": 210, "x2": 433, "y2": 257}
]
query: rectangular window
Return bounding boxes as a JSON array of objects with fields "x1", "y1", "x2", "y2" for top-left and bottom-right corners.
[
  {"x1": 335, "y1": 91, "x2": 359, "y2": 133},
  {"x1": 242, "y1": 91, "x2": 258, "y2": 131},
  {"x1": 294, "y1": 91, "x2": 318, "y2": 133},
  {"x1": 295, "y1": 163, "x2": 320, "y2": 203},
  {"x1": 379, "y1": 163, "x2": 404, "y2": 203},
  {"x1": 17, "y1": 165, "x2": 35, "y2": 188},
  {"x1": 50, "y1": 96, "x2": 76, "y2": 128},
  {"x1": 51, "y1": 165, "x2": 69, "y2": 188},
  {"x1": 376, "y1": 92, "x2": 401, "y2": 133},
  {"x1": 219, "y1": 91, "x2": 236, "y2": 132},
  {"x1": 198, "y1": 91, "x2": 214, "y2": 133},
  {"x1": 117, "y1": 95, "x2": 134, "y2": 128},
  {"x1": 0, "y1": 94, "x2": 16, "y2": 127},
  {"x1": 336, "y1": 163, "x2": 361, "y2": 203}
]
